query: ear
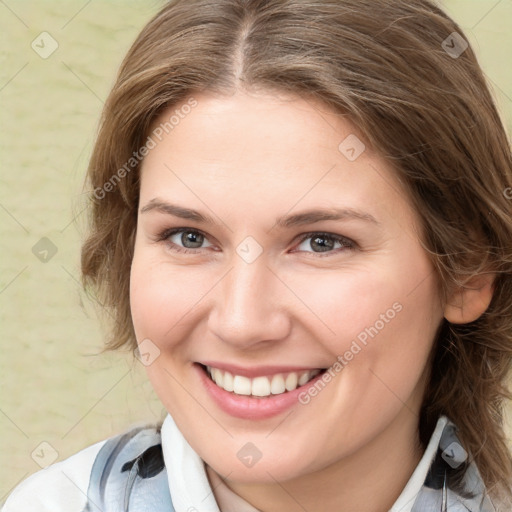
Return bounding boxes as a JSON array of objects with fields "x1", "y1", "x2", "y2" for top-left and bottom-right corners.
[{"x1": 443, "y1": 273, "x2": 495, "y2": 324}]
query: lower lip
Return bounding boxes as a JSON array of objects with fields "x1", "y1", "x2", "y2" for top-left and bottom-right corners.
[{"x1": 194, "y1": 363, "x2": 326, "y2": 420}]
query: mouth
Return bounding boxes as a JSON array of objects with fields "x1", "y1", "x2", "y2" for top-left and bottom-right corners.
[{"x1": 198, "y1": 363, "x2": 328, "y2": 399}]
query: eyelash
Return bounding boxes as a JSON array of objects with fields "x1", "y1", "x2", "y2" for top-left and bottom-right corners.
[{"x1": 155, "y1": 227, "x2": 356, "y2": 257}]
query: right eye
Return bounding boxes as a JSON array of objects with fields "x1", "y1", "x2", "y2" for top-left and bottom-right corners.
[{"x1": 157, "y1": 227, "x2": 215, "y2": 254}]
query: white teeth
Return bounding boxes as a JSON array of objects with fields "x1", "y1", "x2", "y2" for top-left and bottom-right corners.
[
  {"x1": 223, "y1": 371, "x2": 234, "y2": 392},
  {"x1": 270, "y1": 374, "x2": 286, "y2": 394},
  {"x1": 251, "y1": 376, "x2": 271, "y2": 397},
  {"x1": 205, "y1": 366, "x2": 323, "y2": 397},
  {"x1": 212, "y1": 368, "x2": 222, "y2": 387},
  {"x1": 233, "y1": 375, "x2": 252, "y2": 395},
  {"x1": 285, "y1": 372, "x2": 298, "y2": 391},
  {"x1": 298, "y1": 371, "x2": 311, "y2": 386}
]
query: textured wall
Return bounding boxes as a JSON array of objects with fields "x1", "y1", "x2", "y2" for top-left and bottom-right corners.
[{"x1": 1, "y1": 0, "x2": 511, "y2": 502}]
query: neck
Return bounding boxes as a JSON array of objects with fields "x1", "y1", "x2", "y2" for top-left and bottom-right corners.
[{"x1": 209, "y1": 407, "x2": 425, "y2": 512}]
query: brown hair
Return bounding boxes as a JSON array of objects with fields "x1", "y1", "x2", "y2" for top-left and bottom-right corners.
[{"x1": 80, "y1": 0, "x2": 512, "y2": 505}]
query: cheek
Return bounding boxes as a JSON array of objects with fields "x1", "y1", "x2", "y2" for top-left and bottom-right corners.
[
  {"x1": 285, "y1": 253, "x2": 440, "y2": 355},
  {"x1": 289, "y1": 250, "x2": 442, "y2": 399},
  {"x1": 282, "y1": 259, "x2": 441, "y2": 457},
  {"x1": 129, "y1": 247, "x2": 208, "y2": 344}
]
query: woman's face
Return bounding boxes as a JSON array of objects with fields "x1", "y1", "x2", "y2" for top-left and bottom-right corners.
[{"x1": 130, "y1": 90, "x2": 444, "y2": 482}]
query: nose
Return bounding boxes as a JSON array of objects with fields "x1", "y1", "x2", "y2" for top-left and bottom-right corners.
[{"x1": 207, "y1": 253, "x2": 291, "y2": 350}]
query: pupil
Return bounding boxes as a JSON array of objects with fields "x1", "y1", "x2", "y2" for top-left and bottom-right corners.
[
  {"x1": 312, "y1": 236, "x2": 333, "y2": 252},
  {"x1": 183, "y1": 231, "x2": 203, "y2": 248}
]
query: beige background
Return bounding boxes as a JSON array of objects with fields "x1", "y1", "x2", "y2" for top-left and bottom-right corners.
[{"x1": 0, "y1": 0, "x2": 511, "y2": 503}]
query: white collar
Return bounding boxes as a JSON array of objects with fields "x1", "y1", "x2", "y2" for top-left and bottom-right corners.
[
  {"x1": 390, "y1": 415, "x2": 448, "y2": 511},
  {"x1": 161, "y1": 413, "x2": 221, "y2": 512}
]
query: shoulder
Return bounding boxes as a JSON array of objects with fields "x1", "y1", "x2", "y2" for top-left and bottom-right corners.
[
  {"x1": 1, "y1": 423, "x2": 164, "y2": 512},
  {"x1": 1, "y1": 438, "x2": 107, "y2": 512}
]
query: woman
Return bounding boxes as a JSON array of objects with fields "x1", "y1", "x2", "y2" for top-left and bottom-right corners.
[{"x1": 3, "y1": 0, "x2": 512, "y2": 510}]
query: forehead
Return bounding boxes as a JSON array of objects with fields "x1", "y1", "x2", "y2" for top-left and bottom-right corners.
[{"x1": 139, "y1": 91, "x2": 416, "y2": 231}]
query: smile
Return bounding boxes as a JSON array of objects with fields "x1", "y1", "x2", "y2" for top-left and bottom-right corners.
[
  {"x1": 205, "y1": 365, "x2": 324, "y2": 397},
  {"x1": 195, "y1": 362, "x2": 330, "y2": 419}
]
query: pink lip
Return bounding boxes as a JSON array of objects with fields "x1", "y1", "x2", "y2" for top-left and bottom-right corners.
[
  {"x1": 194, "y1": 363, "x2": 326, "y2": 420},
  {"x1": 199, "y1": 360, "x2": 325, "y2": 378}
]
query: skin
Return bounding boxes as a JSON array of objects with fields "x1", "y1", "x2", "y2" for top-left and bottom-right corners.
[{"x1": 129, "y1": 89, "x2": 494, "y2": 512}]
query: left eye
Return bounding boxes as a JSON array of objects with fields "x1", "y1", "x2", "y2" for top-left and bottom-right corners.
[{"x1": 295, "y1": 232, "x2": 354, "y2": 254}]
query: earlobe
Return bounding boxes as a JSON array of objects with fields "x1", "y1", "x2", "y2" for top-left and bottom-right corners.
[{"x1": 443, "y1": 273, "x2": 495, "y2": 324}]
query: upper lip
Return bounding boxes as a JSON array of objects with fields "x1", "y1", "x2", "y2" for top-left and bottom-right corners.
[{"x1": 198, "y1": 361, "x2": 326, "y2": 378}]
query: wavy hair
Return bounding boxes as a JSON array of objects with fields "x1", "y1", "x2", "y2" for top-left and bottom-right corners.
[{"x1": 80, "y1": 0, "x2": 512, "y2": 505}]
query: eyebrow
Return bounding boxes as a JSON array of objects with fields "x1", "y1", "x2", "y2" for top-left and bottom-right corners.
[{"x1": 140, "y1": 198, "x2": 380, "y2": 229}]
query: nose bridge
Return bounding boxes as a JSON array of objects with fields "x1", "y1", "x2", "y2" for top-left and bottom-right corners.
[
  {"x1": 227, "y1": 254, "x2": 270, "y2": 313},
  {"x1": 209, "y1": 251, "x2": 290, "y2": 347}
]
